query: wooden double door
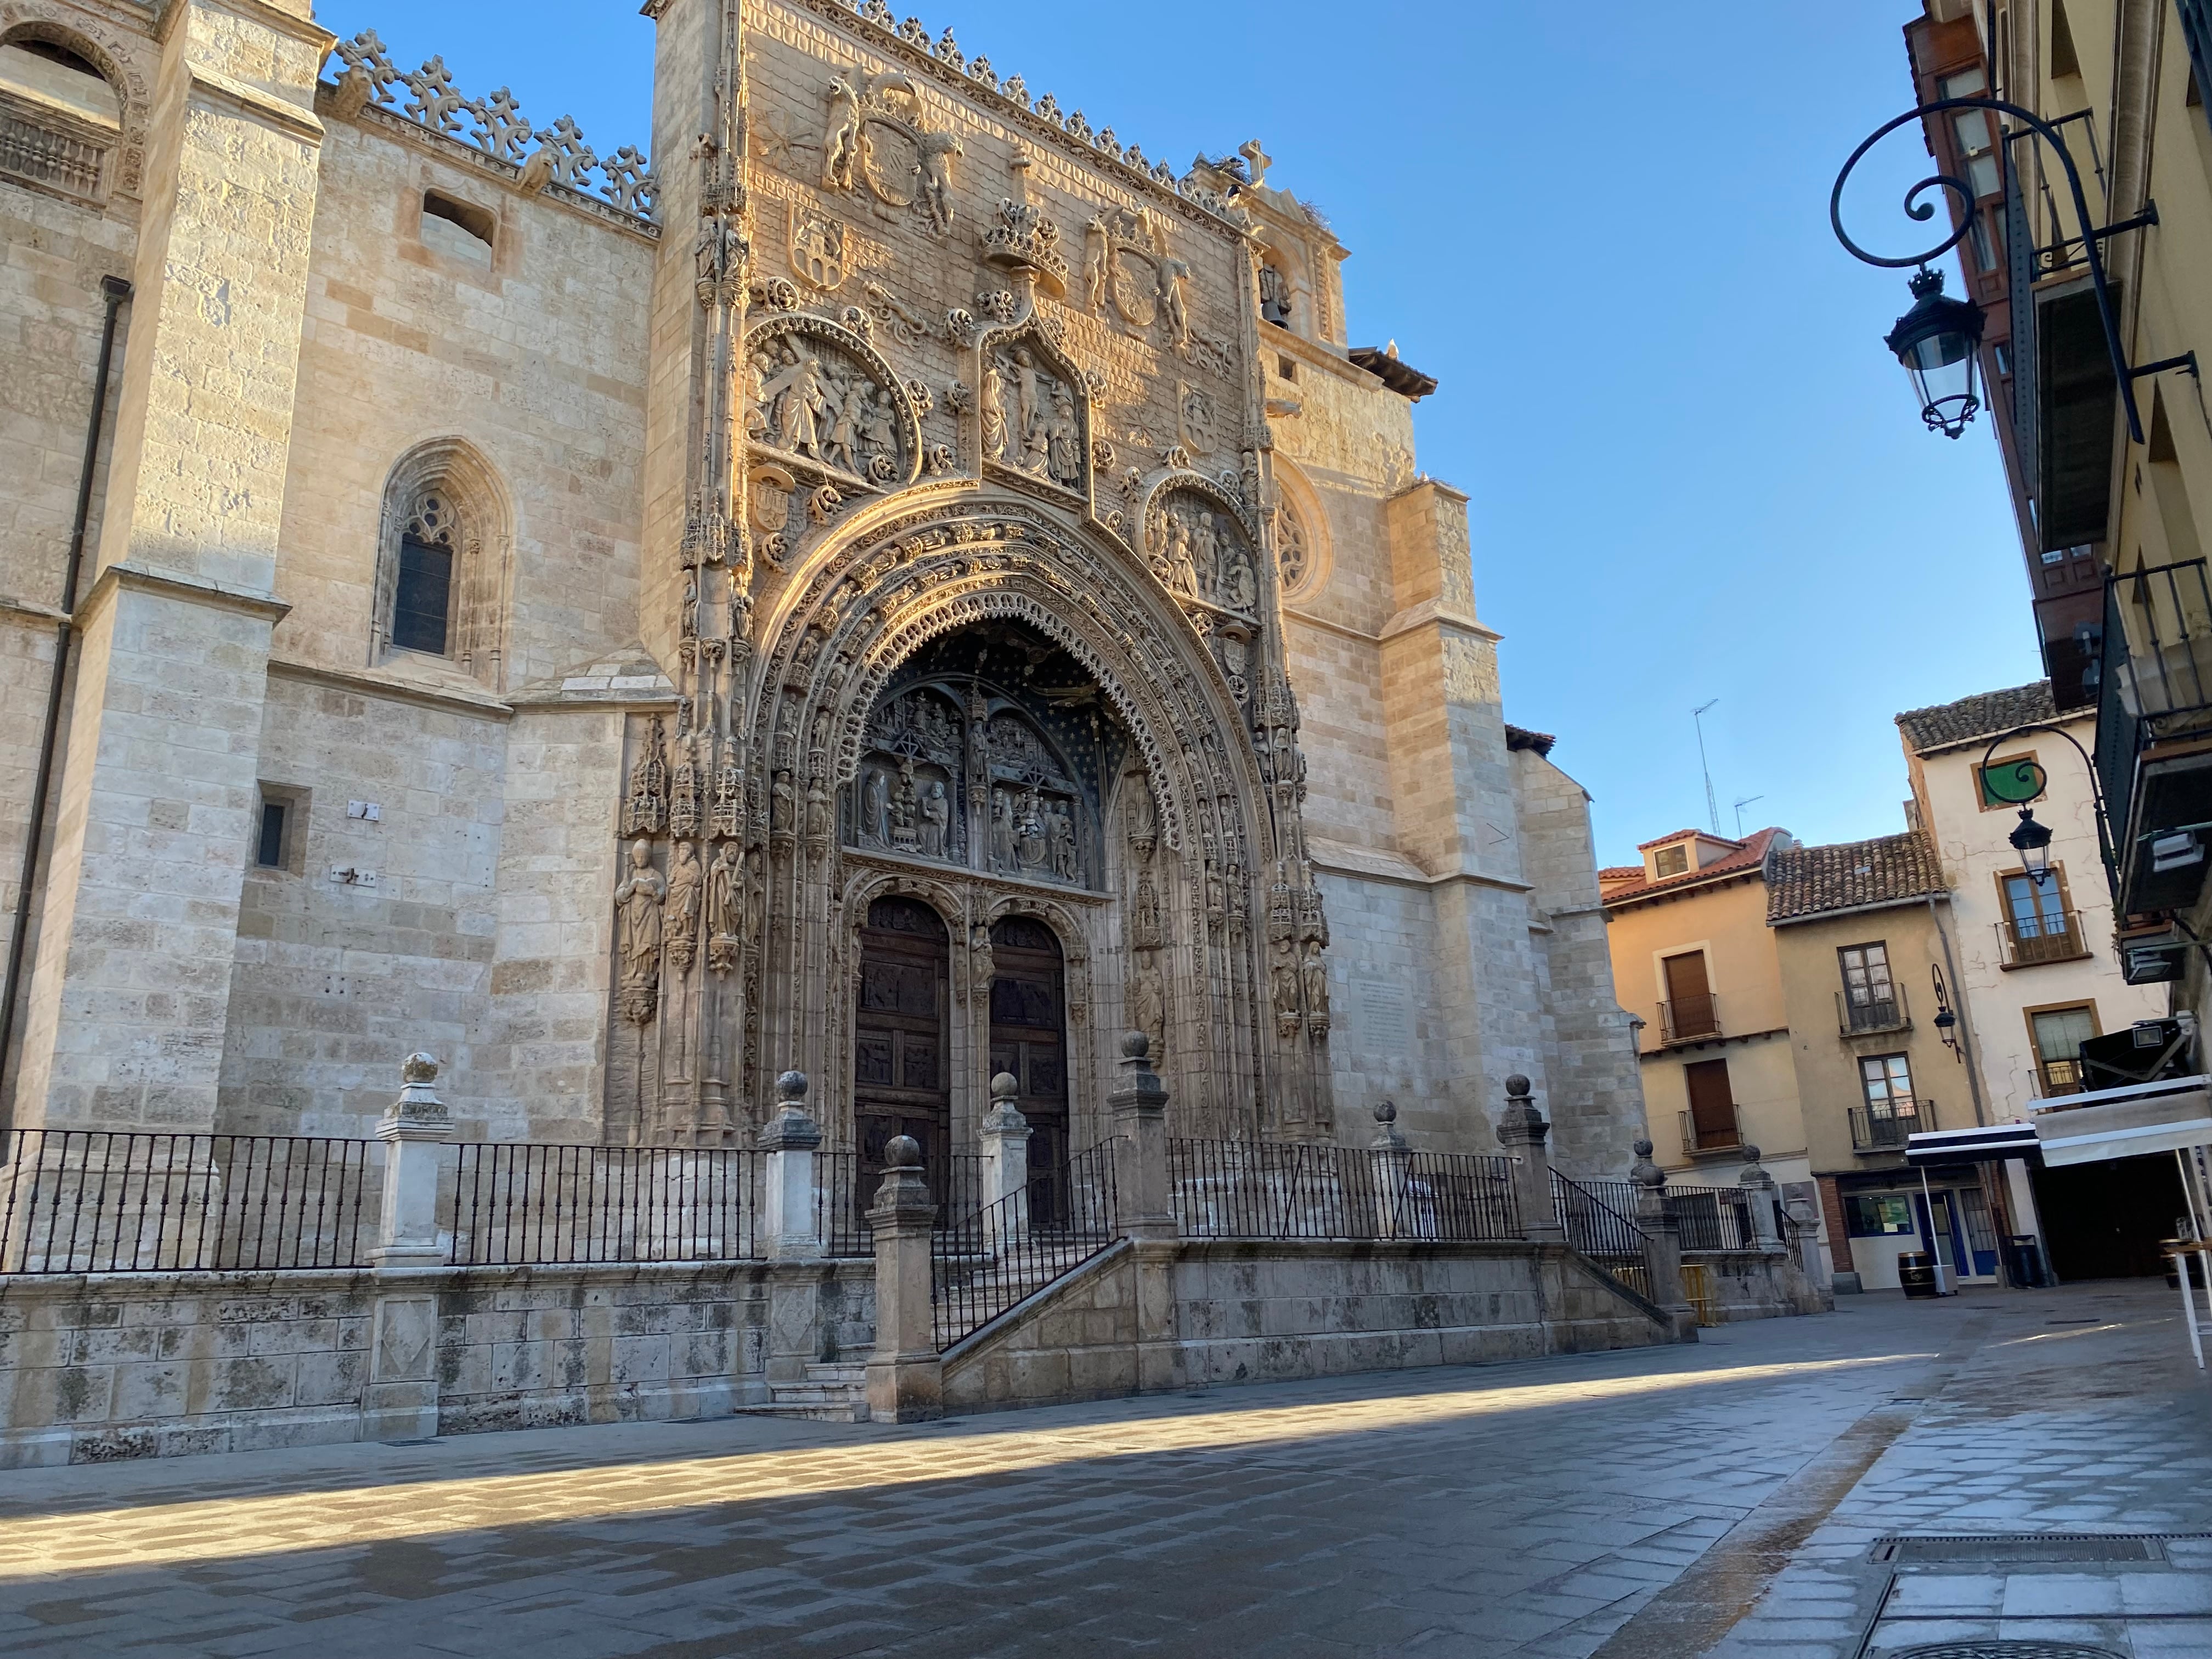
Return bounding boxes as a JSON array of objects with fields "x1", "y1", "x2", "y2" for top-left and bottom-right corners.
[
  {"x1": 854, "y1": 898, "x2": 952, "y2": 1207},
  {"x1": 989, "y1": 916, "x2": 1069, "y2": 1226}
]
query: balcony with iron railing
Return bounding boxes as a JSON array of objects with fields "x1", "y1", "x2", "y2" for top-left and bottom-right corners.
[
  {"x1": 1677, "y1": 1104, "x2": 1741, "y2": 1159},
  {"x1": 1658, "y1": 994, "x2": 1722, "y2": 1045},
  {"x1": 1848, "y1": 1098, "x2": 1936, "y2": 1154},
  {"x1": 2035, "y1": 1057, "x2": 2087, "y2": 1098},
  {"x1": 2096, "y1": 560, "x2": 2212, "y2": 912},
  {"x1": 1997, "y1": 909, "x2": 2090, "y2": 968},
  {"x1": 1835, "y1": 984, "x2": 1911, "y2": 1036}
]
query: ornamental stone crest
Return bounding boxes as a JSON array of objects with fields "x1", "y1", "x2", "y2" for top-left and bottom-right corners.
[
  {"x1": 821, "y1": 67, "x2": 962, "y2": 233},
  {"x1": 787, "y1": 202, "x2": 848, "y2": 291},
  {"x1": 1081, "y1": 207, "x2": 1193, "y2": 349}
]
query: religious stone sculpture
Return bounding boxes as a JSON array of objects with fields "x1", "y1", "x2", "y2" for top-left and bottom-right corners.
[
  {"x1": 614, "y1": 839, "x2": 665, "y2": 1023},
  {"x1": 706, "y1": 840, "x2": 744, "y2": 975},
  {"x1": 665, "y1": 840, "x2": 703, "y2": 972}
]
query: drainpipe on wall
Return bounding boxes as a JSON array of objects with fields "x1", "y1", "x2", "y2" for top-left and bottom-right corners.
[
  {"x1": 1925, "y1": 894, "x2": 1988, "y2": 1128},
  {"x1": 0, "y1": 275, "x2": 132, "y2": 1130}
]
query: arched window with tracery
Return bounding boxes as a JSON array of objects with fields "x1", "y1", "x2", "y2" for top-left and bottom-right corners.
[
  {"x1": 1274, "y1": 496, "x2": 1310, "y2": 593},
  {"x1": 372, "y1": 441, "x2": 512, "y2": 687}
]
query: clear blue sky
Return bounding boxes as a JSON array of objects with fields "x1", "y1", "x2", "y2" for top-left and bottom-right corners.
[{"x1": 320, "y1": 0, "x2": 2038, "y2": 865}]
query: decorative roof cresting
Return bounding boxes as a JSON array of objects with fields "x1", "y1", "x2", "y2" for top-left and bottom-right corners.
[{"x1": 330, "y1": 31, "x2": 658, "y2": 223}]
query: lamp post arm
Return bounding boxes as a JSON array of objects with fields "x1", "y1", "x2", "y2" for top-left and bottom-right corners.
[
  {"x1": 1832, "y1": 96, "x2": 2153, "y2": 443},
  {"x1": 1978, "y1": 721, "x2": 2118, "y2": 891}
]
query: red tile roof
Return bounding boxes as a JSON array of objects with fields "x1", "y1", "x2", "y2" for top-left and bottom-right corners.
[
  {"x1": 1600, "y1": 827, "x2": 1791, "y2": 909},
  {"x1": 1765, "y1": 831, "x2": 1945, "y2": 923},
  {"x1": 1634, "y1": 828, "x2": 1730, "y2": 853}
]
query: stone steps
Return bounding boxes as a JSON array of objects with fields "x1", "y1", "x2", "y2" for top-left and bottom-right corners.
[{"x1": 738, "y1": 1362, "x2": 870, "y2": 1423}]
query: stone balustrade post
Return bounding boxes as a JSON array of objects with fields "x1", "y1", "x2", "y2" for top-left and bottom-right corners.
[
  {"x1": 865, "y1": 1133, "x2": 943, "y2": 1423},
  {"x1": 1369, "y1": 1100, "x2": 1414, "y2": 1239},
  {"x1": 1496, "y1": 1074, "x2": 1565, "y2": 1244},
  {"x1": 373, "y1": 1052, "x2": 454, "y2": 1267},
  {"x1": 1107, "y1": 1032, "x2": 1173, "y2": 1240},
  {"x1": 364, "y1": 1052, "x2": 454, "y2": 1442},
  {"x1": 1737, "y1": 1144, "x2": 1782, "y2": 1251},
  {"x1": 1632, "y1": 1139, "x2": 1699, "y2": 1342},
  {"x1": 980, "y1": 1070, "x2": 1031, "y2": 1244},
  {"x1": 757, "y1": 1069, "x2": 823, "y2": 1260},
  {"x1": 1785, "y1": 1194, "x2": 1831, "y2": 1290}
]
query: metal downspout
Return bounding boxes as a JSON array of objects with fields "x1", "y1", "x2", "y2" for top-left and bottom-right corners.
[{"x1": 0, "y1": 275, "x2": 132, "y2": 1128}]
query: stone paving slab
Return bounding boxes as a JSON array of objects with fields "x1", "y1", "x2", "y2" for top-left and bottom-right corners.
[{"x1": 0, "y1": 1284, "x2": 2203, "y2": 1656}]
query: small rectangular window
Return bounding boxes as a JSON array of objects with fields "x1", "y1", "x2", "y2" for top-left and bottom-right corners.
[
  {"x1": 392, "y1": 533, "x2": 453, "y2": 654},
  {"x1": 1652, "y1": 844, "x2": 1689, "y2": 878},
  {"x1": 256, "y1": 800, "x2": 287, "y2": 869},
  {"x1": 1277, "y1": 354, "x2": 1296, "y2": 381}
]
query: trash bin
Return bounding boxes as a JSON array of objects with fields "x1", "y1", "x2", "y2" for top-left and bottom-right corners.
[
  {"x1": 2006, "y1": 1235, "x2": 2045, "y2": 1289},
  {"x1": 1898, "y1": 1251, "x2": 1940, "y2": 1299}
]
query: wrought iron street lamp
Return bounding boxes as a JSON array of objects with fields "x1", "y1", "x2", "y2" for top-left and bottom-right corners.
[
  {"x1": 1977, "y1": 723, "x2": 2114, "y2": 893},
  {"x1": 1885, "y1": 268, "x2": 1984, "y2": 437},
  {"x1": 2008, "y1": 806, "x2": 2056, "y2": 887},
  {"x1": 1831, "y1": 97, "x2": 2195, "y2": 445}
]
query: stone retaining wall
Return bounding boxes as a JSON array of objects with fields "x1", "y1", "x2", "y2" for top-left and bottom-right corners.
[
  {"x1": 940, "y1": 1238, "x2": 1676, "y2": 1415},
  {"x1": 0, "y1": 1259, "x2": 874, "y2": 1468},
  {"x1": 1685, "y1": 1249, "x2": 1832, "y2": 1323}
]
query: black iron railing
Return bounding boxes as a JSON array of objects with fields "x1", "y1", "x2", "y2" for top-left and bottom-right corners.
[
  {"x1": 1667, "y1": 1184, "x2": 1754, "y2": 1252},
  {"x1": 448, "y1": 1143, "x2": 760, "y2": 1265},
  {"x1": 1848, "y1": 1100, "x2": 1933, "y2": 1152},
  {"x1": 1658, "y1": 995, "x2": 1722, "y2": 1043},
  {"x1": 1678, "y1": 1105, "x2": 1742, "y2": 1157},
  {"x1": 1997, "y1": 909, "x2": 2086, "y2": 967},
  {"x1": 2099, "y1": 561, "x2": 2212, "y2": 906},
  {"x1": 1167, "y1": 1138, "x2": 1520, "y2": 1242},
  {"x1": 0, "y1": 1130, "x2": 380, "y2": 1274},
  {"x1": 931, "y1": 1141, "x2": 1118, "y2": 1349},
  {"x1": 816, "y1": 1150, "x2": 871, "y2": 1255},
  {"x1": 1837, "y1": 984, "x2": 1911, "y2": 1034},
  {"x1": 1551, "y1": 1171, "x2": 1654, "y2": 1302}
]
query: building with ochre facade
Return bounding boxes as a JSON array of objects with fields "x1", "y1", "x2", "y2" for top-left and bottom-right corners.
[{"x1": 0, "y1": 0, "x2": 1643, "y2": 1182}]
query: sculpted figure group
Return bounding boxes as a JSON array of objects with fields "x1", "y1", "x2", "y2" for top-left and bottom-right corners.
[{"x1": 748, "y1": 338, "x2": 900, "y2": 483}]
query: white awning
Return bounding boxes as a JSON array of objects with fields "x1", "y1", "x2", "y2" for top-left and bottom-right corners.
[
  {"x1": 1905, "y1": 1122, "x2": 2042, "y2": 1167},
  {"x1": 2029, "y1": 1074, "x2": 2212, "y2": 1167}
]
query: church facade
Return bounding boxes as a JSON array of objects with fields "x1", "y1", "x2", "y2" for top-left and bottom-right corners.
[{"x1": 0, "y1": 0, "x2": 1643, "y2": 1177}]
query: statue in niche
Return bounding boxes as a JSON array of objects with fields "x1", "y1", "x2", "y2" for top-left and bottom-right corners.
[
  {"x1": 980, "y1": 358, "x2": 1008, "y2": 462},
  {"x1": 706, "y1": 840, "x2": 744, "y2": 974},
  {"x1": 1130, "y1": 956, "x2": 1166, "y2": 1060},
  {"x1": 861, "y1": 768, "x2": 888, "y2": 845},
  {"x1": 681, "y1": 573, "x2": 699, "y2": 640},
  {"x1": 1047, "y1": 390, "x2": 1081, "y2": 487},
  {"x1": 1302, "y1": 938, "x2": 1331, "y2": 1034},
  {"x1": 1192, "y1": 515, "x2": 1218, "y2": 601},
  {"x1": 665, "y1": 840, "x2": 703, "y2": 972},
  {"x1": 1269, "y1": 932, "x2": 1301, "y2": 1038},
  {"x1": 919, "y1": 780, "x2": 948, "y2": 858},
  {"x1": 1132, "y1": 870, "x2": 1163, "y2": 950},
  {"x1": 1164, "y1": 517, "x2": 1201, "y2": 599},
  {"x1": 770, "y1": 768, "x2": 794, "y2": 835},
  {"x1": 614, "y1": 839, "x2": 666, "y2": 1023},
  {"x1": 889, "y1": 759, "x2": 920, "y2": 851},
  {"x1": 805, "y1": 778, "x2": 832, "y2": 843},
  {"x1": 1011, "y1": 348, "x2": 1049, "y2": 472},
  {"x1": 1224, "y1": 550, "x2": 1257, "y2": 612},
  {"x1": 990, "y1": 788, "x2": 1017, "y2": 871},
  {"x1": 1015, "y1": 789, "x2": 1047, "y2": 872},
  {"x1": 1082, "y1": 216, "x2": 1110, "y2": 312},
  {"x1": 1047, "y1": 802, "x2": 1075, "y2": 882}
]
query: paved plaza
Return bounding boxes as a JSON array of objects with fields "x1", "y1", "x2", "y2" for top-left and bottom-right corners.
[{"x1": 0, "y1": 1283, "x2": 2207, "y2": 1657}]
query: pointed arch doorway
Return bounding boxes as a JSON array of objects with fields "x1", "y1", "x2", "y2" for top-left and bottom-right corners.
[{"x1": 989, "y1": 915, "x2": 1069, "y2": 1225}]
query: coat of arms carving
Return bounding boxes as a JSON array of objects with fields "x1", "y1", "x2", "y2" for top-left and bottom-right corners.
[{"x1": 787, "y1": 203, "x2": 847, "y2": 291}]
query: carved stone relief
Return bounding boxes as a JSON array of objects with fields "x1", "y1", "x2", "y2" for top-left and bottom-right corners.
[
  {"x1": 980, "y1": 338, "x2": 1086, "y2": 495},
  {"x1": 1080, "y1": 207, "x2": 1192, "y2": 351},
  {"x1": 1146, "y1": 487, "x2": 1259, "y2": 617},
  {"x1": 821, "y1": 67, "x2": 961, "y2": 233}
]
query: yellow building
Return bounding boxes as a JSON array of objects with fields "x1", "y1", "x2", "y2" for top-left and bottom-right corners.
[{"x1": 1599, "y1": 829, "x2": 1809, "y2": 1195}]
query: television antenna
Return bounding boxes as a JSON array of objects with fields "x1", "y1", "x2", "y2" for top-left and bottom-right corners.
[
  {"x1": 1692, "y1": 699, "x2": 1721, "y2": 836},
  {"x1": 1733, "y1": 794, "x2": 1764, "y2": 838}
]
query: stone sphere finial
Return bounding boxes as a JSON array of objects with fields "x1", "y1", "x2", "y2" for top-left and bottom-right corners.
[
  {"x1": 776, "y1": 1069, "x2": 809, "y2": 1103},
  {"x1": 1740, "y1": 1143, "x2": 1762, "y2": 1164},
  {"x1": 1505, "y1": 1073, "x2": 1531, "y2": 1098},
  {"x1": 1373, "y1": 1098, "x2": 1397, "y2": 1126},
  {"x1": 1633, "y1": 1137, "x2": 1654, "y2": 1159},
  {"x1": 403, "y1": 1052, "x2": 439, "y2": 1085},
  {"x1": 990, "y1": 1070, "x2": 1020, "y2": 1103},
  {"x1": 1630, "y1": 1139, "x2": 1664, "y2": 1189},
  {"x1": 1121, "y1": 1029, "x2": 1150, "y2": 1060},
  {"x1": 885, "y1": 1134, "x2": 922, "y2": 1170}
]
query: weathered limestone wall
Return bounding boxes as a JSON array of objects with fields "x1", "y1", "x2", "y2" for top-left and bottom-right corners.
[
  {"x1": 276, "y1": 105, "x2": 653, "y2": 691},
  {"x1": 1510, "y1": 748, "x2": 1643, "y2": 1175},
  {"x1": 0, "y1": 1258, "x2": 876, "y2": 1468},
  {"x1": 939, "y1": 1238, "x2": 1672, "y2": 1414},
  {"x1": 219, "y1": 673, "x2": 512, "y2": 1137},
  {"x1": 1686, "y1": 1249, "x2": 1831, "y2": 1323}
]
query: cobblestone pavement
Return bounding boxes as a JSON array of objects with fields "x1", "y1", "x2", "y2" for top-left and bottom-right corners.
[{"x1": 0, "y1": 1282, "x2": 2205, "y2": 1657}]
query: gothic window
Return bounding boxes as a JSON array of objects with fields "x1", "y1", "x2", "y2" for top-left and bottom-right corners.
[
  {"x1": 0, "y1": 33, "x2": 123, "y2": 204},
  {"x1": 391, "y1": 495, "x2": 455, "y2": 654},
  {"x1": 1274, "y1": 497, "x2": 1310, "y2": 592},
  {"x1": 371, "y1": 442, "x2": 511, "y2": 687}
]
